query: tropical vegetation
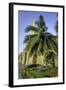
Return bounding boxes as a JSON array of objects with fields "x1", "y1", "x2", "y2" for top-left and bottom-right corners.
[{"x1": 18, "y1": 15, "x2": 58, "y2": 79}]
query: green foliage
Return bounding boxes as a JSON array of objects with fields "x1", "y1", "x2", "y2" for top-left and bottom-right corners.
[
  {"x1": 21, "y1": 65, "x2": 58, "y2": 78},
  {"x1": 45, "y1": 50, "x2": 58, "y2": 68},
  {"x1": 18, "y1": 14, "x2": 59, "y2": 79},
  {"x1": 25, "y1": 25, "x2": 38, "y2": 33},
  {"x1": 18, "y1": 15, "x2": 58, "y2": 79}
]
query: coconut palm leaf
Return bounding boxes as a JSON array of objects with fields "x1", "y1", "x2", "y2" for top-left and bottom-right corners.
[
  {"x1": 25, "y1": 25, "x2": 38, "y2": 33},
  {"x1": 24, "y1": 34, "x2": 37, "y2": 43}
]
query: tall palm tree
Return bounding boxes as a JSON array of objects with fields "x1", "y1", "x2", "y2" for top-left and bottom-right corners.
[{"x1": 24, "y1": 15, "x2": 57, "y2": 65}]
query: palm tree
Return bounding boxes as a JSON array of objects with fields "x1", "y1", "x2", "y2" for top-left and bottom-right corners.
[{"x1": 24, "y1": 15, "x2": 57, "y2": 65}]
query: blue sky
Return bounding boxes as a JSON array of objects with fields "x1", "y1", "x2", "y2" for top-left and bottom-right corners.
[{"x1": 18, "y1": 10, "x2": 58, "y2": 54}]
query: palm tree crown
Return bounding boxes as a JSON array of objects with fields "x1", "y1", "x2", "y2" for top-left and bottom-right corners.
[{"x1": 23, "y1": 15, "x2": 58, "y2": 65}]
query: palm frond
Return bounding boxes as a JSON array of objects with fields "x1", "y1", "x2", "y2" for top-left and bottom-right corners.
[
  {"x1": 45, "y1": 49, "x2": 57, "y2": 67},
  {"x1": 28, "y1": 37, "x2": 39, "y2": 56},
  {"x1": 24, "y1": 34, "x2": 37, "y2": 43},
  {"x1": 49, "y1": 38, "x2": 58, "y2": 53},
  {"x1": 25, "y1": 25, "x2": 38, "y2": 33}
]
